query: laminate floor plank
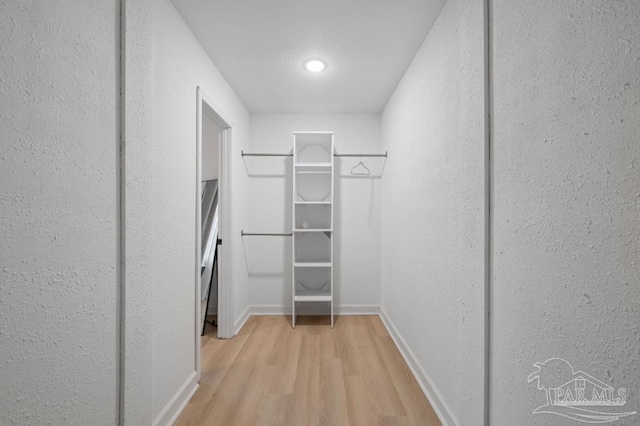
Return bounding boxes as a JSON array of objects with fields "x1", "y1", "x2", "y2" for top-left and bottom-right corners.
[
  {"x1": 374, "y1": 335, "x2": 442, "y2": 426},
  {"x1": 176, "y1": 315, "x2": 441, "y2": 426}
]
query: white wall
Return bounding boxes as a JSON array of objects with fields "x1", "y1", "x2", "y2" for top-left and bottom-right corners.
[
  {"x1": 0, "y1": 1, "x2": 119, "y2": 424},
  {"x1": 491, "y1": 1, "x2": 640, "y2": 424},
  {"x1": 380, "y1": 0, "x2": 486, "y2": 424},
  {"x1": 202, "y1": 112, "x2": 221, "y2": 181},
  {"x1": 247, "y1": 114, "x2": 382, "y2": 313},
  {"x1": 123, "y1": 0, "x2": 250, "y2": 423}
]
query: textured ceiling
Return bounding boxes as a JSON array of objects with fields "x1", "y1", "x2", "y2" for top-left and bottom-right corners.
[{"x1": 170, "y1": 0, "x2": 447, "y2": 113}]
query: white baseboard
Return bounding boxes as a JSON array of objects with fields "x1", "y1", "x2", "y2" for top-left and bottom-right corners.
[
  {"x1": 379, "y1": 307, "x2": 456, "y2": 426},
  {"x1": 249, "y1": 304, "x2": 380, "y2": 316},
  {"x1": 152, "y1": 371, "x2": 198, "y2": 426},
  {"x1": 234, "y1": 305, "x2": 250, "y2": 335}
]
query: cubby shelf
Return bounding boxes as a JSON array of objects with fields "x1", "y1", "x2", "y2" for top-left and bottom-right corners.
[
  {"x1": 295, "y1": 163, "x2": 332, "y2": 169},
  {"x1": 292, "y1": 132, "x2": 334, "y2": 328},
  {"x1": 294, "y1": 201, "x2": 331, "y2": 205},
  {"x1": 294, "y1": 262, "x2": 332, "y2": 268},
  {"x1": 294, "y1": 291, "x2": 332, "y2": 302}
]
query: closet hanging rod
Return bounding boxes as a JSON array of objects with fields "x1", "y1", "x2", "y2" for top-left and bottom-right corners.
[
  {"x1": 241, "y1": 150, "x2": 293, "y2": 157},
  {"x1": 241, "y1": 230, "x2": 293, "y2": 237},
  {"x1": 334, "y1": 151, "x2": 388, "y2": 158}
]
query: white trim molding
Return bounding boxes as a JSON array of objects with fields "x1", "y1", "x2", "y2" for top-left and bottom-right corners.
[
  {"x1": 379, "y1": 307, "x2": 456, "y2": 426},
  {"x1": 234, "y1": 306, "x2": 251, "y2": 335},
  {"x1": 152, "y1": 371, "x2": 198, "y2": 426}
]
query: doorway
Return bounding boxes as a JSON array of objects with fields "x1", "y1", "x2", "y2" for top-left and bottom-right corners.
[{"x1": 195, "y1": 87, "x2": 233, "y2": 381}]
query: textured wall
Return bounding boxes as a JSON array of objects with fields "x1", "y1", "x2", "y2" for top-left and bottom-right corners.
[
  {"x1": 247, "y1": 113, "x2": 382, "y2": 311},
  {"x1": 0, "y1": 1, "x2": 119, "y2": 424},
  {"x1": 123, "y1": 0, "x2": 251, "y2": 421},
  {"x1": 381, "y1": 0, "x2": 486, "y2": 423},
  {"x1": 491, "y1": 1, "x2": 640, "y2": 424}
]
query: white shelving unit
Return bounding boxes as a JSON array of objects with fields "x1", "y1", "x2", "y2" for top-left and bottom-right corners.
[{"x1": 292, "y1": 132, "x2": 334, "y2": 328}]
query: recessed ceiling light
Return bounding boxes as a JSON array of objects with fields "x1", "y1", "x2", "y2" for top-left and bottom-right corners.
[{"x1": 303, "y1": 59, "x2": 327, "y2": 73}]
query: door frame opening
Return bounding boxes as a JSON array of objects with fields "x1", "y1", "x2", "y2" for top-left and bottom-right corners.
[{"x1": 195, "y1": 87, "x2": 234, "y2": 381}]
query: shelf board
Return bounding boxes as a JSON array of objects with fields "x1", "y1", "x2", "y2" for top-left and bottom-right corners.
[
  {"x1": 295, "y1": 163, "x2": 332, "y2": 173},
  {"x1": 293, "y1": 229, "x2": 332, "y2": 232},
  {"x1": 295, "y1": 201, "x2": 331, "y2": 205},
  {"x1": 295, "y1": 198, "x2": 332, "y2": 203},
  {"x1": 294, "y1": 262, "x2": 332, "y2": 268},
  {"x1": 294, "y1": 291, "x2": 332, "y2": 302},
  {"x1": 293, "y1": 131, "x2": 334, "y2": 135}
]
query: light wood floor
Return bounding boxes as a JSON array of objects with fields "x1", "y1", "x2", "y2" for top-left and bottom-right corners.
[{"x1": 176, "y1": 315, "x2": 441, "y2": 426}]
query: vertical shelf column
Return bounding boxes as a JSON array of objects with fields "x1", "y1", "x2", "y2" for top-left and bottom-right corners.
[{"x1": 292, "y1": 132, "x2": 334, "y2": 328}]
